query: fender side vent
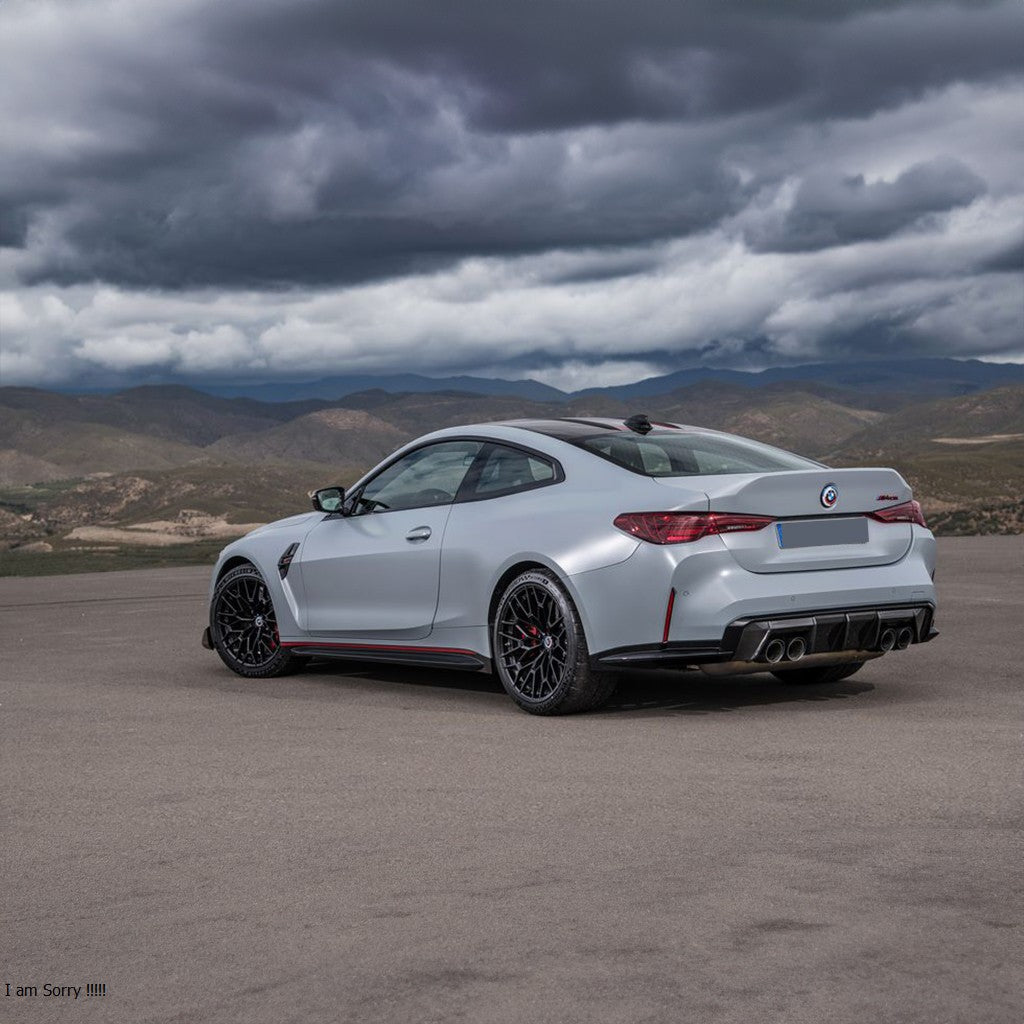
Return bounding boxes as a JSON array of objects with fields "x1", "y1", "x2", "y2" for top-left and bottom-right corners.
[{"x1": 278, "y1": 542, "x2": 299, "y2": 579}]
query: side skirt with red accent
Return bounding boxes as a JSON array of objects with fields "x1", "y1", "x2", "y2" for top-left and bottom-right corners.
[{"x1": 279, "y1": 640, "x2": 490, "y2": 672}]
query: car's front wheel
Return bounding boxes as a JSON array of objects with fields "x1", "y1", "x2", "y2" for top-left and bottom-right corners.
[
  {"x1": 210, "y1": 564, "x2": 303, "y2": 678},
  {"x1": 492, "y1": 568, "x2": 616, "y2": 715}
]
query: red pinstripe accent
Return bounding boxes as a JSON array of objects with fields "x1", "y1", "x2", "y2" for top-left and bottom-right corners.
[
  {"x1": 280, "y1": 641, "x2": 479, "y2": 656},
  {"x1": 662, "y1": 588, "x2": 676, "y2": 644}
]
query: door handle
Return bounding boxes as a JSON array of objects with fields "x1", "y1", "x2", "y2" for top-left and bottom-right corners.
[{"x1": 405, "y1": 526, "x2": 432, "y2": 542}]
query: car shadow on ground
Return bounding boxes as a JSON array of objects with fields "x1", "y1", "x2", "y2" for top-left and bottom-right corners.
[
  {"x1": 601, "y1": 670, "x2": 874, "y2": 715},
  {"x1": 296, "y1": 659, "x2": 874, "y2": 715}
]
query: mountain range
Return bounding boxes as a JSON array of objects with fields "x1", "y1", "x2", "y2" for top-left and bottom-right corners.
[
  {"x1": 2, "y1": 358, "x2": 1022, "y2": 574},
  {"x1": 56, "y1": 357, "x2": 1024, "y2": 404}
]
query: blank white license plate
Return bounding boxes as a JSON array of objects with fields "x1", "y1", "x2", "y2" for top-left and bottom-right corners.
[{"x1": 776, "y1": 517, "x2": 868, "y2": 548}]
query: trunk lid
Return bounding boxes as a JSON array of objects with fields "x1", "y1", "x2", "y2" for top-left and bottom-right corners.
[{"x1": 654, "y1": 467, "x2": 914, "y2": 573}]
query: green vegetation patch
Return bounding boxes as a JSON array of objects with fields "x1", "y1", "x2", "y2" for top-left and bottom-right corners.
[
  {"x1": 0, "y1": 478, "x2": 85, "y2": 516},
  {"x1": 0, "y1": 539, "x2": 226, "y2": 577}
]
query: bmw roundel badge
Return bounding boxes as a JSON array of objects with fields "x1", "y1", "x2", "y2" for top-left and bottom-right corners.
[{"x1": 820, "y1": 483, "x2": 838, "y2": 508}]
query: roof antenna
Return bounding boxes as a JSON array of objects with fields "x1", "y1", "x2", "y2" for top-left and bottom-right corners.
[{"x1": 624, "y1": 413, "x2": 653, "y2": 435}]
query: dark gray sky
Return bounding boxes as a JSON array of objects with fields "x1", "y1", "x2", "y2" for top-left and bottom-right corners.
[{"x1": 1, "y1": 0, "x2": 1022, "y2": 388}]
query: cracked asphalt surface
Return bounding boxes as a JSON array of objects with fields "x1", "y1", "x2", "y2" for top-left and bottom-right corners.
[{"x1": 2, "y1": 537, "x2": 1022, "y2": 1023}]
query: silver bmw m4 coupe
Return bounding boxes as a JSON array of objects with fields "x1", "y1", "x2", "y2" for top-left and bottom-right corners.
[{"x1": 203, "y1": 415, "x2": 938, "y2": 714}]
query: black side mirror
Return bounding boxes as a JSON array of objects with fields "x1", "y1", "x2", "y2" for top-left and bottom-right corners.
[{"x1": 311, "y1": 486, "x2": 345, "y2": 513}]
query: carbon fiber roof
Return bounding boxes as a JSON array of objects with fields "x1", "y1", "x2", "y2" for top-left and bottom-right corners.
[{"x1": 499, "y1": 417, "x2": 690, "y2": 439}]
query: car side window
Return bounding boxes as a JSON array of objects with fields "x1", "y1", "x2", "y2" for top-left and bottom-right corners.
[
  {"x1": 353, "y1": 440, "x2": 483, "y2": 513},
  {"x1": 467, "y1": 444, "x2": 557, "y2": 498}
]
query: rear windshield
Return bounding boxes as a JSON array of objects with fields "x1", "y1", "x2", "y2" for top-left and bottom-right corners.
[{"x1": 577, "y1": 431, "x2": 820, "y2": 477}]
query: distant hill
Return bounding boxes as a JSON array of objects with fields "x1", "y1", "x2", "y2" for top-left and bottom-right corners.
[
  {"x1": 208, "y1": 408, "x2": 409, "y2": 468},
  {"x1": 188, "y1": 373, "x2": 566, "y2": 404},
  {"x1": 335, "y1": 390, "x2": 561, "y2": 436},
  {"x1": 829, "y1": 386, "x2": 1024, "y2": 459},
  {"x1": 1, "y1": 372, "x2": 1022, "y2": 571},
  {"x1": 576, "y1": 358, "x2": 1024, "y2": 403},
  {"x1": 0, "y1": 385, "x2": 323, "y2": 446},
  {"x1": 29, "y1": 462, "x2": 340, "y2": 533},
  {"x1": 631, "y1": 382, "x2": 884, "y2": 457},
  {"x1": 0, "y1": 405, "x2": 210, "y2": 485}
]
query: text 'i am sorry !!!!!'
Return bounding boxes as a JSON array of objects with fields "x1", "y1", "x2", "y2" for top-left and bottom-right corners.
[{"x1": 5, "y1": 983, "x2": 107, "y2": 998}]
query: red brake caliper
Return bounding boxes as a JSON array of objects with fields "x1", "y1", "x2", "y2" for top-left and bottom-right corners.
[{"x1": 516, "y1": 624, "x2": 541, "y2": 647}]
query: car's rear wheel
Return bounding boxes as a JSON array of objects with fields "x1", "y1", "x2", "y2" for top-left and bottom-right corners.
[
  {"x1": 210, "y1": 564, "x2": 303, "y2": 678},
  {"x1": 492, "y1": 568, "x2": 616, "y2": 715},
  {"x1": 770, "y1": 661, "x2": 866, "y2": 686}
]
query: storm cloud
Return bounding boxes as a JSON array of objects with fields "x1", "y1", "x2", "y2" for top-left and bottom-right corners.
[
  {"x1": 751, "y1": 157, "x2": 988, "y2": 252},
  {"x1": 1, "y1": 0, "x2": 1021, "y2": 386}
]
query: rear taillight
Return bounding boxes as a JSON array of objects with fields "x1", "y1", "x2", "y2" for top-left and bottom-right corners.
[
  {"x1": 613, "y1": 511, "x2": 775, "y2": 544},
  {"x1": 868, "y1": 500, "x2": 927, "y2": 528}
]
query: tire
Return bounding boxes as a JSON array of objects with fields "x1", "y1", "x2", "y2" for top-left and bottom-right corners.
[
  {"x1": 492, "y1": 568, "x2": 616, "y2": 715},
  {"x1": 210, "y1": 564, "x2": 304, "y2": 678},
  {"x1": 770, "y1": 661, "x2": 866, "y2": 686}
]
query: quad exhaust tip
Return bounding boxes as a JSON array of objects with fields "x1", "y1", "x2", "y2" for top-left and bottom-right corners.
[
  {"x1": 786, "y1": 637, "x2": 806, "y2": 662},
  {"x1": 761, "y1": 621, "x2": 911, "y2": 665}
]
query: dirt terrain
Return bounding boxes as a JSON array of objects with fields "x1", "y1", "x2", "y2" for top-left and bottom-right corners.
[{"x1": 2, "y1": 381, "x2": 1022, "y2": 573}]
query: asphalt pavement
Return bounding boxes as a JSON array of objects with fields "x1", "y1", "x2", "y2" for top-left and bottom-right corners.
[{"x1": 2, "y1": 537, "x2": 1022, "y2": 1024}]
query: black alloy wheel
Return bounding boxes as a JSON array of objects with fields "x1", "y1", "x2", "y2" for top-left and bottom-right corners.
[
  {"x1": 492, "y1": 569, "x2": 616, "y2": 715},
  {"x1": 210, "y1": 564, "x2": 303, "y2": 678},
  {"x1": 497, "y1": 579, "x2": 572, "y2": 700}
]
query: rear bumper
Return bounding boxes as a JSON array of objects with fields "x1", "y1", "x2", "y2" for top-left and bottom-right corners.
[
  {"x1": 569, "y1": 526, "x2": 937, "y2": 655},
  {"x1": 593, "y1": 601, "x2": 937, "y2": 670}
]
